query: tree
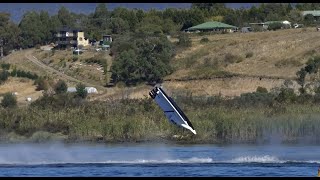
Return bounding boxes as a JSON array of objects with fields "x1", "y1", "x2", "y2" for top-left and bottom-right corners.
[
  {"x1": 288, "y1": 9, "x2": 303, "y2": 23},
  {"x1": 111, "y1": 49, "x2": 140, "y2": 85},
  {"x1": 0, "y1": 13, "x2": 21, "y2": 54},
  {"x1": 92, "y1": 3, "x2": 109, "y2": 30},
  {"x1": 76, "y1": 83, "x2": 88, "y2": 99},
  {"x1": 110, "y1": 34, "x2": 174, "y2": 85},
  {"x1": 191, "y1": 3, "x2": 226, "y2": 12},
  {"x1": 179, "y1": 8, "x2": 206, "y2": 31},
  {"x1": 1, "y1": 92, "x2": 17, "y2": 108},
  {"x1": 19, "y1": 11, "x2": 44, "y2": 48},
  {"x1": 135, "y1": 35, "x2": 174, "y2": 83},
  {"x1": 57, "y1": 6, "x2": 75, "y2": 27},
  {"x1": 54, "y1": 79, "x2": 68, "y2": 94},
  {"x1": 304, "y1": 14, "x2": 315, "y2": 26},
  {"x1": 108, "y1": 17, "x2": 130, "y2": 34},
  {"x1": 135, "y1": 16, "x2": 163, "y2": 35}
]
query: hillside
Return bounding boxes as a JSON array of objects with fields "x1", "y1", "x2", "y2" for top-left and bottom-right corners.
[{"x1": 2, "y1": 27, "x2": 320, "y2": 104}]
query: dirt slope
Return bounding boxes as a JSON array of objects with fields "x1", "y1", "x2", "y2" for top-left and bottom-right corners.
[{"x1": 1, "y1": 27, "x2": 320, "y2": 103}]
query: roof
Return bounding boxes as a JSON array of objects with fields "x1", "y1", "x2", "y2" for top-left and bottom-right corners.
[
  {"x1": 302, "y1": 10, "x2": 320, "y2": 16},
  {"x1": 188, "y1": 21, "x2": 237, "y2": 31}
]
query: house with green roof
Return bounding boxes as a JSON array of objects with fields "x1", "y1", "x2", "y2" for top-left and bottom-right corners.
[{"x1": 186, "y1": 21, "x2": 237, "y2": 33}]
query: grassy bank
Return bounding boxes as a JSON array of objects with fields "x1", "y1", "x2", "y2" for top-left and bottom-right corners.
[{"x1": 1, "y1": 94, "x2": 320, "y2": 144}]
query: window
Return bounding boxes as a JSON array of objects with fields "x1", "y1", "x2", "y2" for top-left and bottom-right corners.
[{"x1": 79, "y1": 37, "x2": 83, "y2": 41}]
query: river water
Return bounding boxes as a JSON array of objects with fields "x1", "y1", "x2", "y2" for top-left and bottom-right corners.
[{"x1": 0, "y1": 143, "x2": 318, "y2": 177}]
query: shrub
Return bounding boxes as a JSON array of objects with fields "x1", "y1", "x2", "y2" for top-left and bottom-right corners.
[
  {"x1": 11, "y1": 67, "x2": 17, "y2": 77},
  {"x1": 76, "y1": 83, "x2": 87, "y2": 99},
  {"x1": 1, "y1": 92, "x2": 17, "y2": 108},
  {"x1": 54, "y1": 80, "x2": 68, "y2": 94},
  {"x1": 72, "y1": 56, "x2": 78, "y2": 62},
  {"x1": 275, "y1": 88, "x2": 297, "y2": 103},
  {"x1": 245, "y1": 52, "x2": 253, "y2": 58},
  {"x1": 35, "y1": 77, "x2": 49, "y2": 91},
  {"x1": 256, "y1": 86, "x2": 268, "y2": 93},
  {"x1": 267, "y1": 22, "x2": 283, "y2": 31},
  {"x1": 177, "y1": 33, "x2": 192, "y2": 47},
  {"x1": 200, "y1": 37, "x2": 209, "y2": 43},
  {"x1": 0, "y1": 70, "x2": 9, "y2": 83},
  {"x1": 232, "y1": 92, "x2": 275, "y2": 108},
  {"x1": 1, "y1": 63, "x2": 10, "y2": 70},
  {"x1": 224, "y1": 53, "x2": 243, "y2": 64}
]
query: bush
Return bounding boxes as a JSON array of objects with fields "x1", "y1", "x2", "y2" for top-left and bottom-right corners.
[
  {"x1": 200, "y1": 37, "x2": 209, "y2": 43},
  {"x1": 256, "y1": 86, "x2": 268, "y2": 93},
  {"x1": 177, "y1": 33, "x2": 192, "y2": 47},
  {"x1": 0, "y1": 70, "x2": 9, "y2": 83},
  {"x1": 15, "y1": 69, "x2": 38, "y2": 80},
  {"x1": 76, "y1": 83, "x2": 87, "y2": 99},
  {"x1": 72, "y1": 56, "x2": 78, "y2": 62},
  {"x1": 232, "y1": 92, "x2": 275, "y2": 108},
  {"x1": 275, "y1": 88, "x2": 297, "y2": 103},
  {"x1": 54, "y1": 79, "x2": 68, "y2": 94},
  {"x1": 11, "y1": 67, "x2": 17, "y2": 77},
  {"x1": 267, "y1": 22, "x2": 283, "y2": 31},
  {"x1": 1, "y1": 63, "x2": 10, "y2": 70},
  {"x1": 1, "y1": 92, "x2": 17, "y2": 108},
  {"x1": 245, "y1": 52, "x2": 253, "y2": 58},
  {"x1": 224, "y1": 53, "x2": 243, "y2": 64},
  {"x1": 35, "y1": 77, "x2": 49, "y2": 91}
]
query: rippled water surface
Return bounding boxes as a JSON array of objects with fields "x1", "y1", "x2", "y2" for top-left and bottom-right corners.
[{"x1": 0, "y1": 143, "x2": 318, "y2": 176}]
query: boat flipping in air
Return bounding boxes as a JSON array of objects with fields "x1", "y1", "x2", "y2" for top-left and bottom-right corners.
[{"x1": 149, "y1": 85, "x2": 196, "y2": 135}]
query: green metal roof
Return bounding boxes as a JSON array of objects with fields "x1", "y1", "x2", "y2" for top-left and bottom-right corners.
[
  {"x1": 302, "y1": 10, "x2": 320, "y2": 16},
  {"x1": 188, "y1": 21, "x2": 237, "y2": 31}
]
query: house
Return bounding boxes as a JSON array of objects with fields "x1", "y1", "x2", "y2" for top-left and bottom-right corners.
[
  {"x1": 186, "y1": 21, "x2": 237, "y2": 33},
  {"x1": 102, "y1": 35, "x2": 112, "y2": 43},
  {"x1": 55, "y1": 27, "x2": 89, "y2": 49}
]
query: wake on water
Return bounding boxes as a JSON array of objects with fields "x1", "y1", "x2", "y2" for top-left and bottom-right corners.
[
  {"x1": 0, "y1": 143, "x2": 319, "y2": 167},
  {"x1": 0, "y1": 156, "x2": 319, "y2": 166}
]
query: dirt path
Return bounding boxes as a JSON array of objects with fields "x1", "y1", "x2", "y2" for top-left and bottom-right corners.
[{"x1": 24, "y1": 49, "x2": 106, "y2": 89}]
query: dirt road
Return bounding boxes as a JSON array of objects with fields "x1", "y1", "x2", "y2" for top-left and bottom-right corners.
[{"x1": 24, "y1": 49, "x2": 106, "y2": 89}]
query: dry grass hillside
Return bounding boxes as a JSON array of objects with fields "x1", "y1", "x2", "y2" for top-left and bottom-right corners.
[{"x1": 2, "y1": 27, "x2": 320, "y2": 104}]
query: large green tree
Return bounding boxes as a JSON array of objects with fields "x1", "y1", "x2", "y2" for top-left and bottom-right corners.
[
  {"x1": 0, "y1": 13, "x2": 21, "y2": 54},
  {"x1": 111, "y1": 34, "x2": 174, "y2": 85},
  {"x1": 19, "y1": 11, "x2": 43, "y2": 48},
  {"x1": 57, "y1": 6, "x2": 75, "y2": 27}
]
